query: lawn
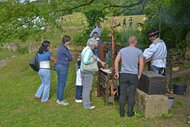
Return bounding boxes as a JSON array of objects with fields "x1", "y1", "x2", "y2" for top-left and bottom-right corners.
[
  {"x1": 1, "y1": 13, "x2": 189, "y2": 127},
  {"x1": 0, "y1": 52, "x2": 147, "y2": 127}
]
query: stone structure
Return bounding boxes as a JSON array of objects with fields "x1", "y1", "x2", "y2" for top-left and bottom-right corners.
[
  {"x1": 28, "y1": 43, "x2": 38, "y2": 53},
  {"x1": 136, "y1": 89, "x2": 168, "y2": 118},
  {"x1": 3, "y1": 43, "x2": 18, "y2": 52}
]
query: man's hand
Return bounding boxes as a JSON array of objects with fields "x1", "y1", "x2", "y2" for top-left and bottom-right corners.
[{"x1": 138, "y1": 75, "x2": 141, "y2": 80}]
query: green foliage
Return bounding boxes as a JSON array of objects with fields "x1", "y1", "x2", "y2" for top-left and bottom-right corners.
[
  {"x1": 188, "y1": 115, "x2": 190, "y2": 125},
  {"x1": 143, "y1": 0, "x2": 190, "y2": 51},
  {"x1": 73, "y1": 31, "x2": 89, "y2": 45},
  {"x1": 161, "y1": 112, "x2": 173, "y2": 119},
  {"x1": 0, "y1": 1, "x2": 48, "y2": 43},
  {"x1": 18, "y1": 45, "x2": 28, "y2": 54},
  {"x1": 83, "y1": 7, "x2": 106, "y2": 33},
  {"x1": 173, "y1": 100, "x2": 183, "y2": 108}
]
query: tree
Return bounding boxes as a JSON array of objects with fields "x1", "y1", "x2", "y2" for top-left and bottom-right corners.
[
  {"x1": 0, "y1": 0, "x2": 189, "y2": 48},
  {"x1": 143, "y1": 0, "x2": 190, "y2": 50}
]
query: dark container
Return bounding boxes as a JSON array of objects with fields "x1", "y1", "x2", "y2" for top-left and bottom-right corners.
[
  {"x1": 173, "y1": 84, "x2": 187, "y2": 95},
  {"x1": 138, "y1": 71, "x2": 167, "y2": 95}
]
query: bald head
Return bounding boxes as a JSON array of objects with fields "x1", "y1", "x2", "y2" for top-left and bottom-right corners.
[{"x1": 128, "y1": 36, "x2": 137, "y2": 45}]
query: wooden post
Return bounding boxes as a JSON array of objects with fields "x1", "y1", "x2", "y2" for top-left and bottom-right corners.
[{"x1": 111, "y1": 17, "x2": 115, "y2": 74}]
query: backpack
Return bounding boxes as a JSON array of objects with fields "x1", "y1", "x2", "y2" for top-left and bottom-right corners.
[{"x1": 29, "y1": 53, "x2": 39, "y2": 72}]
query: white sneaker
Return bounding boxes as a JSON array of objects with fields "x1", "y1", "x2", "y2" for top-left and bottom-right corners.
[
  {"x1": 75, "y1": 99, "x2": 83, "y2": 103},
  {"x1": 89, "y1": 105, "x2": 96, "y2": 109},
  {"x1": 56, "y1": 100, "x2": 69, "y2": 106}
]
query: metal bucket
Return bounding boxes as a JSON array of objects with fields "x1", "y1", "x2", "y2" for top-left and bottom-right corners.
[{"x1": 168, "y1": 97, "x2": 174, "y2": 109}]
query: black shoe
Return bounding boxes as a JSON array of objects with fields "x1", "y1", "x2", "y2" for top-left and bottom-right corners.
[
  {"x1": 127, "y1": 112, "x2": 134, "y2": 117},
  {"x1": 120, "y1": 110, "x2": 125, "y2": 118}
]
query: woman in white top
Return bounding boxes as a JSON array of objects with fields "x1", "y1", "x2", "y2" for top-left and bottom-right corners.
[{"x1": 35, "y1": 40, "x2": 56, "y2": 102}]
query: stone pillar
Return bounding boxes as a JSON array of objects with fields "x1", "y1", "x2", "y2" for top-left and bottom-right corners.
[
  {"x1": 136, "y1": 89, "x2": 168, "y2": 118},
  {"x1": 185, "y1": 32, "x2": 190, "y2": 63}
]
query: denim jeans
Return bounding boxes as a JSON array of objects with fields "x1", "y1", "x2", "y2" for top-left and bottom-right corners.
[
  {"x1": 75, "y1": 86, "x2": 83, "y2": 100},
  {"x1": 93, "y1": 48, "x2": 98, "y2": 57},
  {"x1": 35, "y1": 69, "x2": 51, "y2": 102},
  {"x1": 119, "y1": 73, "x2": 138, "y2": 117},
  {"x1": 55, "y1": 64, "x2": 69, "y2": 101},
  {"x1": 151, "y1": 65, "x2": 165, "y2": 75},
  {"x1": 106, "y1": 50, "x2": 111, "y2": 65}
]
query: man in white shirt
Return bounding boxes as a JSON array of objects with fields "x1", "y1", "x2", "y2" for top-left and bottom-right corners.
[{"x1": 143, "y1": 29, "x2": 167, "y2": 75}]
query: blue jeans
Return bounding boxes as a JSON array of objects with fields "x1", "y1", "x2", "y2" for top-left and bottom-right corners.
[
  {"x1": 55, "y1": 64, "x2": 69, "y2": 101},
  {"x1": 119, "y1": 73, "x2": 138, "y2": 117},
  {"x1": 106, "y1": 50, "x2": 111, "y2": 65},
  {"x1": 93, "y1": 48, "x2": 98, "y2": 56},
  {"x1": 35, "y1": 69, "x2": 51, "y2": 102},
  {"x1": 151, "y1": 65, "x2": 166, "y2": 75},
  {"x1": 76, "y1": 86, "x2": 83, "y2": 100}
]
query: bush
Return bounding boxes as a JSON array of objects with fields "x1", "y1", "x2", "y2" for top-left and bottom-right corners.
[{"x1": 18, "y1": 45, "x2": 28, "y2": 54}]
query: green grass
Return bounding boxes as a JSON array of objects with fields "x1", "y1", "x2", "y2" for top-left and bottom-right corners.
[
  {"x1": 0, "y1": 52, "x2": 147, "y2": 127},
  {"x1": 0, "y1": 48, "x2": 18, "y2": 59}
]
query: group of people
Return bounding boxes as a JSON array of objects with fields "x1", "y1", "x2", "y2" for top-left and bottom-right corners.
[
  {"x1": 114, "y1": 28, "x2": 167, "y2": 117},
  {"x1": 34, "y1": 35, "x2": 73, "y2": 106},
  {"x1": 33, "y1": 26, "x2": 167, "y2": 117},
  {"x1": 122, "y1": 17, "x2": 133, "y2": 30},
  {"x1": 34, "y1": 34, "x2": 105, "y2": 110}
]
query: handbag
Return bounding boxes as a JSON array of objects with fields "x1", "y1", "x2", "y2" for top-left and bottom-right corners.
[
  {"x1": 29, "y1": 53, "x2": 39, "y2": 72},
  {"x1": 83, "y1": 61, "x2": 98, "y2": 72}
]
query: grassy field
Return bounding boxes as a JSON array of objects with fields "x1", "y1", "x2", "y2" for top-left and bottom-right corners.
[
  {"x1": 0, "y1": 52, "x2": 148, "y2": 127},
  {"x1": 0, "y1": 13, "x2": 147, "y2": 127},
  {"x1": 1, "y1": 50, "x2": 190, "y2": 127},
  {"x1": 1, "y1": 50, "x2": 189, "y2": 127},
  {"x1": 0, "y1": 48, "x2": 18, "y2": 60},
  {"x1": 1, "y1": 13, "x2": 190, "y2": 127}
]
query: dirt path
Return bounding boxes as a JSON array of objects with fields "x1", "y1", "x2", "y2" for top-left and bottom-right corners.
[{"x1": 146, "y1": 86, "x2": 190, "y2": 127}]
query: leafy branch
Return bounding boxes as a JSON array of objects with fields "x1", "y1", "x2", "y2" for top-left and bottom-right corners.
[
  {"x1": 103, "y1": 0, "x2": 145, "y2": 10},
  {"x1": 54, "y1": 0, "x2": 95, "y2": 14}
]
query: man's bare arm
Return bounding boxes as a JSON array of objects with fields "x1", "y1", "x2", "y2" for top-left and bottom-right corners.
[{"x1": 138, "y1": 56, "x2": 144, "y2": 79}]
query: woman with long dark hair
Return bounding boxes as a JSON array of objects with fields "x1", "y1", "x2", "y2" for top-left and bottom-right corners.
[{"x1": 35, "y1": 40, "x2": 56, "y2": 102}]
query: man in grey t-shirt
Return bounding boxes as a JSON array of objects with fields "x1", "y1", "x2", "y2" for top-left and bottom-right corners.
[{"x1": 114, "y1": 36, "x2": 144, "y2": 117}]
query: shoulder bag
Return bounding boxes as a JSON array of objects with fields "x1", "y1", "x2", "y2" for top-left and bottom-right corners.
[{"x1": 29, "y1": 53, "x2": 39, "y2": 72}]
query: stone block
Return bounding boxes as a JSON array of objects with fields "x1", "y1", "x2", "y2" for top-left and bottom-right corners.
[{"x1": 136, "y1": 89, "x2": 168, "y2": 117}]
